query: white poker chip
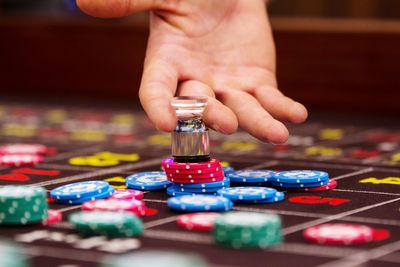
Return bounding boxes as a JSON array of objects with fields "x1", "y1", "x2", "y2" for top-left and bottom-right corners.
[
  {"x1": 125, "y1": 171, "x2": 172, "y2": 190},
  {"x1": 217, "y1": 186, "x2": 277, "y2": 201}
]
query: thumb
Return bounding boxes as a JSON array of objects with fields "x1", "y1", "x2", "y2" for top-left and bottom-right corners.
[{"x1": 77, "y1": 0, "x2": 166, "y2": 18}]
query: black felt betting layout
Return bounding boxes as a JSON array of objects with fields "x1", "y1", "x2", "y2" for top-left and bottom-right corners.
[{"x1": 0, "y1": 103, "x2": 400, "y2": 267}]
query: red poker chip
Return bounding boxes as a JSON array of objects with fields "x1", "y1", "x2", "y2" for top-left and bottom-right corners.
[
  {"x1": 81, "y1": 199, "x2": 146, "y2": 216},
  {"x1": 290, "y1": 179, "x2": 337, "y2": 192},
  {"x1": 0, "y1": 154, "x2": 43, "y2": 166},
  {"x1": 110, "y1": 189, "x2": 144, "y2": 200},
  {"x1": 43, "y1": 209, "x2": 62, "y2": 225},
  {"x1": 177, "y1": 212, "x2": 220, "y2": 231},
  {"x1": 161, "y1": 158, "x2": 220, "y2": 170},
  {"x1": 0, "y1": 144, "x2": 49, "y2": 155},
  {"x1": 164, "y1": 166, "x2": 222, "y2": 175},
  {"x1": 165, "y1": 170, "x2": 224, "y2": 179},
  {"x1": 303, "y1": 223, "x2": 374, "y2": 245},
  {"x1": 167, "y1": 176, "x2": 225, "y2": 184}
]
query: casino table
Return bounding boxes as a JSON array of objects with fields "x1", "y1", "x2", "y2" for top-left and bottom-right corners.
[{"x1": 0, "y1": 101, "x2": 399, "y2": 267}]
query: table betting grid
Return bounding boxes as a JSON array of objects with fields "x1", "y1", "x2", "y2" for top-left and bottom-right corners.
[{"x1": 0, "y1": 103, "x2": 399, "y2": 267}]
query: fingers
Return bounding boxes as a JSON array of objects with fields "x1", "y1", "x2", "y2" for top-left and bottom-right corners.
[
  {"x1": 77, "y1": 0, "x2": 164, "y2": 18},
  {"x1": 139, "y1": 58, "x2": 178, "y2": 132},
  {"x1": 254, "y1": 85, "x2": 308, "y2": 123},
  {"x1": 177, "y1": 81, "x2": 238, "y2": 134},
  {"x1": 221, "y1": 90, "x2": 289, "y2": 144}
]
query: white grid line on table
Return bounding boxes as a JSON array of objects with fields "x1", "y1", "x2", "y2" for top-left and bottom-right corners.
[
  {"x1": 331, "y1": 167, "x2": 374, "y2": 181},
  {"x1": 278, "y1": 160, "x2": 400, "y2": 172},
  {"x1": 282, "y1": 197, "x2": 400, "y2": 235},
  {"x1": 144, "y1": 215, "x2": 180, "y2": 229},
  {"x1": 332, "y1": 188, "x2": 400, "y2": 197},
  {"x1": 143, "y1": 229, "x2": 213, "y2": 244},
  {"x1": 39, "y1": 163, "x2": 98, "y2": 172},
  {"x1": 314, "y1": 239, "x2": 400, "y2": 267},
  {"x1": 31, "y1": 158, "x2": 164, "y2": 187},
  {"x1": 242, "y1": 160, "x2": 280, "y2": 170}
]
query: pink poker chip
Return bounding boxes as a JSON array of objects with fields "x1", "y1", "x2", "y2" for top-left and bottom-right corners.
[
  {"x1": 43, "y1": 209, "x2": 62, "y2": 225},
  {"x1": 177, "y1": 212, "x2": 220, "y2": 231},
  {"x1": 0, "y1": 144, "x2": 49, "y2": 155},
  {"x1": 167, "y1": 176, "x2": 225, "y2": 184},
  {"x1": 0, "y1": 154, "x2": 43, "y2": 166},
  {"x1": 81, "y1": 199, "x2": 146, "y2": 216},
  {"x1": 303, "y1": 223, "x2": 374, "y2": 245},
  {"x1": 290, "y1": 179, "x2": 338, "y2": 192},
  {"x1": 165, "y1": 166, "x2": 222, "y2": 175},
  {"x1": 110, "y1": 189, "x2": 144, "y2": 200},
  {"x1": 165, "y1": 170, "x2": 224, "y2": 179},
  {"x1": 161, "y1": 158, "x2": 220, "y2": 170}
]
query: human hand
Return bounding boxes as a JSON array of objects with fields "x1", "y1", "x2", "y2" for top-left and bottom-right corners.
[{"x1": 77, "y1": 0, "x2": 308, "y2": 144}]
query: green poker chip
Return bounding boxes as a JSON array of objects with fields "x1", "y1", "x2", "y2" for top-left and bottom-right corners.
[
  {"x1": 102, "y1": 250, "x2": 210, "y2": 267},
  {"x1": 213, "y1": 212, "x2": 283, "y2": 249},
  {"x1": 0, "y1": 186, "x2": 48, "y2": 225},
  {"x1": 69, "y1": 211, "x2": 144, "y2": 238},
  {"x1": 0, "y1": 239, "x2": 29, "y2": 267}
]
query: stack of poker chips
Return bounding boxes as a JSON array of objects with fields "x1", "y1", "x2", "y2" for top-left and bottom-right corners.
[
  {"x1": 217, "y1": 187, "x2": 285, "y2": 204},
  {"x1": 0, "y1": 186, "x2": 48, "y2": 225},
  {"x1": 162, "y1": 158, "x2": 230, "y2": 196},
  {"x1": 82, "y1": 198, "x2": 147, "y2": 217},
  {"x1": 50, "y1": 181, "x2": 115, "y2": 205},
  {"x1": 271, "y1": 170, "x2": 332, "y2": 190},
  {"x1": 213, "y1": 212, "x2": 283, "y2": 249},
  {"x1": 69, "y1": 211, "x2": 144, "y2": 238}
]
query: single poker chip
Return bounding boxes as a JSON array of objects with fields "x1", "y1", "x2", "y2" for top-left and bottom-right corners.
[
  {"x1": 238, "y1": 191, "x2": 285, "y2": 204},
  {"x1": 167, "y1": 195, "x2": 233, "y2": 212},
  {"x1": 55, "y1": 186, "x2": 115, "y2": 205},
  {"x1": 162, "y1": 158, "x2": 220, "y2": 170},
  {"x1": 303, "y1": 223, "x2": 375, "y2": 245},
  {"x1": 176, "y1": 212, "x2": 220, "y2": 231},
  {"x1": 165, "y1": 166, "x2": 222, "y2": 175},
  {"x1": 167, "y1": 176, "x2": 225, "y2": 184},
  {"x1": 50, "y1": 181, "x2": 111, "y2": 200},
  {"x1": 43, "y1": 209, "x2": 62, "y2": 225},
  {"x1": 213, "y1": 212, "x2": 282, "y2": 249},
  {"x1": 227, "y1": 170, "x2": 276, "y2": 183},
  {"x1": 0, "y1": 154, "x2": 43, "y2": 167},
  {"x1": 217, "y1": 187, "x2": 277, "y2": 202},
  {"x1": 171, "y1": 185, "x2": 225, "y2": 194},
  {"x1": 271, "y1": 179, "x2": 329, "y2": 189},
  {"x1": 174, "y1": 177, "x2": 230, "y2": 189},
  {"x1": 273, "y1": 170, "x2": 329, "y2": 184},
  {"x1": 102, "y1": 250, "x2": 209, "y2": 267},
  {"x1": 0, "y1": 240, "x2": 29, "y2": 267},
  {"x1": 0, "y1": 143, "x2": 49, "y2": 155},
  {"x1": 110, "y1": 189, "x2": 144, "y2": 200},
  {"x1": 290, "y1": 179, "x2": 338, "y2": 192},
  {"x1": 165, "y1": 171, "x2": 224, "y2": 180},
  {"x1": 69, "y1": 211, "x2": 143, "y2": 238},
  {"x1": 125, "y1": 171, "x2": 172, "y2": 190},
  {"x1": 82, "y1": 198, "x2": 146, "y2": 216},
  {"x1": 222, "y1": 166, "x2": 235, "y2": 176},
  {"x1": 166, "y1": 187, "x2": 219, "y2": 197}
]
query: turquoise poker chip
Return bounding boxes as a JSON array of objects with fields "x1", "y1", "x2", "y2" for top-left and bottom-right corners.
[
  {"x1": 50, "y1": 181, "x2": 111, "y2": 201},
  {"x1": 271, "y1": 179, "x2": 329, "y2": 189},
  {"x1": 239, "y1": 191, "x2": 285, "y2": 204},
  {"x1": 273, "y1": 170, "x2": 329, "y2": 184},
  {"x1": 174, "y1": 177, "x2": 230, "y2": 189},
  {"x1": 167, "y1": 195, "x2": 233, "y2": 212},
  {"x1": 166, "y1": 187, "x2": 218, "y2": 197},
  {"x1": 126, "y1": 171, "x2": 172, "y2": 191},
  {"x1": 56, "y1": 186, "x2": 115, "y2": 205},
  {"x1": 227, "y1": 170, "x2": 276, "y2": 183},
  {"x1": 217, "y1": 186, "x2": 277, "y2": 202}
]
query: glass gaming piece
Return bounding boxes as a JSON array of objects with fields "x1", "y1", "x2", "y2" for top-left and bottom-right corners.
[{"x1": 171, "y1": 96, "x2": 210, "y2": 162}]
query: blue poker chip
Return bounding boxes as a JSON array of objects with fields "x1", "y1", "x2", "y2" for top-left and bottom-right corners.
[
  {"x1": 239, "y1": 191, "x2": 285, "y2": 204},
  {"x1": 222, "y1": 166, "x2": 235, "y2": 176},
  {"x1": 171, "y1": 185, "x2": 225, "y2": 194},
  {"x1": 50, "y1": 181, "x2": 111, "y2": 200},
  {"x1": 227, "y1": 170, "x2": 276, "y2": 183},
  {"x1": 273, "y1": 170, "x2": 329, "y2": 184},
  {"x1": 217, "y1": 186, "x2": 277, "y2": 201},
  {"x1": 271, "y1": 179, "x2": 329, "y2": 188},
  {"x1": 56, "y1": 186, "x2": 115, "y2": 205},
  {"x1": 126, "y1": 171, "x2": 172, "y2": 191},
  {"x1": 167, "y1": 195, "x2": 233, "y2": 212},
  {"x1": 166, "y1": 187, "x2": 218, "y2": 197},
  {"x1": 174, "y1": 178, "x2": 230, "y2": 189}
]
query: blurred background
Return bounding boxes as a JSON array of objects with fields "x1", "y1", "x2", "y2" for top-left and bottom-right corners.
[{"x1": 0, "y1": 0, "x2": 399, "y2": 115}]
